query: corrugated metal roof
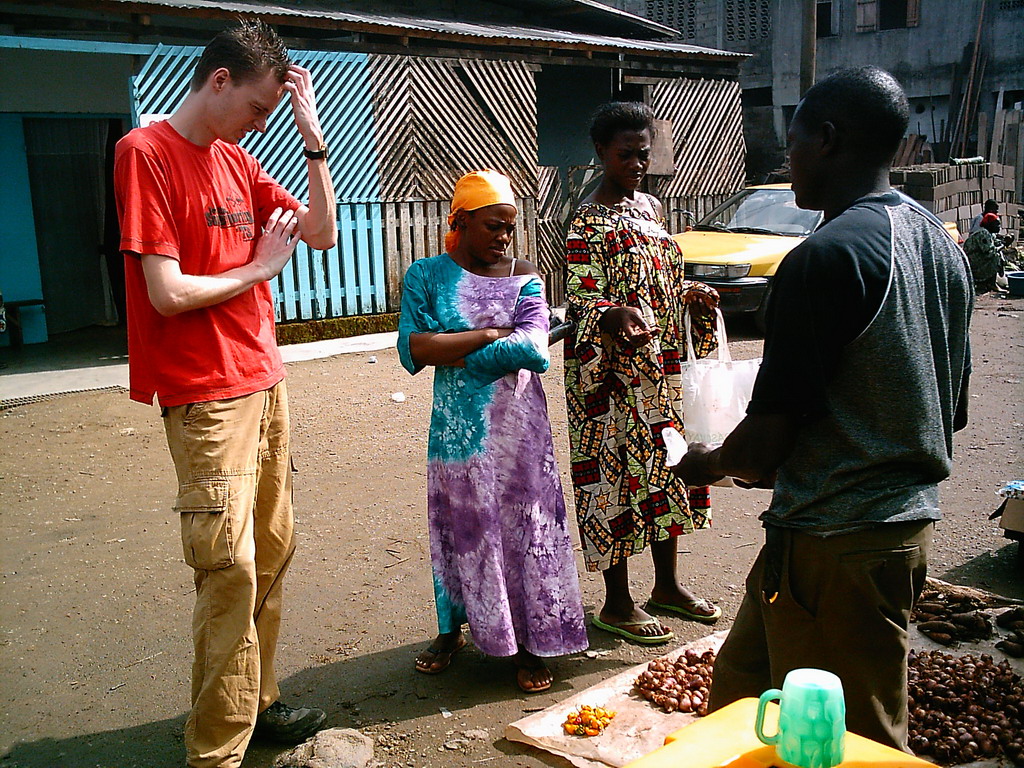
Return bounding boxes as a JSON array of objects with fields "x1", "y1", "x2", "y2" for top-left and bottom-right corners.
[
  {"x1": 482, "y1": 0, "x2": 680, "y2": 38},
  {"x1": 87, "y1": 0, "x2": 744, "y2": 60}
]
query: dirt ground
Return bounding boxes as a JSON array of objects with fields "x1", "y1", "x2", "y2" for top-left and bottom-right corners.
[{"x1": 1, "y1": 293, "x2": 1021, "y2": 768}]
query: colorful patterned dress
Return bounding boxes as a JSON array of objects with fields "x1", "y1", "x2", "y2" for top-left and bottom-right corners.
[
  {"x1": 564, "y1": 201, "x2": 718, "y2": 572},
  {"x1": 398, "y1": 254, "x2": 589, "y2": 658}
]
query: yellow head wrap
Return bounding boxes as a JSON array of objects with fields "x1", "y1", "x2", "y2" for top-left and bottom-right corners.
[{"x1": 445, "y1": 170, "x2": 518, "y2": 253}]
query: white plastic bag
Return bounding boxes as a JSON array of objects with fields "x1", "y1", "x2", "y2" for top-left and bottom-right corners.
[{"x1": 680, "y1": 307, "x2": 761, "y2": 445}]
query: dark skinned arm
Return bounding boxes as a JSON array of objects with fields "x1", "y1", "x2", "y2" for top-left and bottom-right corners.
[
  {"x1": 408, "y1": 328, "x2": 512, "y2": 368},
  {"x1": 674, "y1": 412, "x2": 803, "y2": 488}
]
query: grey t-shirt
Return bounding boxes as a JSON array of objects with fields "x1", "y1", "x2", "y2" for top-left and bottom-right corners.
[{"x1": 750, "y1": 192, "x2": 973, "y2": 534}]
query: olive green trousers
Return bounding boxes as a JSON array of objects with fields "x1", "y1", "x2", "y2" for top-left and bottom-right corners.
[{"x1": 709, "y1": 520, "x2": 932, "y2": 752}]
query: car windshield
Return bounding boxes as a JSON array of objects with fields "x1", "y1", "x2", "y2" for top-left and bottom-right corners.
[{"x1": 695, "y1": 188, "x2": 822, "y2": 237}]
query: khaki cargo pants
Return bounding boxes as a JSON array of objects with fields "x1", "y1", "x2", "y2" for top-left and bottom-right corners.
[
  {"x1": 163, "y1": 381, "x2": 295, "y2": 768},
  {"x1": 708, "y1": 520, "x2": 932, "y2": 752}
]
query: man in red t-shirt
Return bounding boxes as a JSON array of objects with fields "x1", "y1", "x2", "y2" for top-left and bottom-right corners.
[{"x1": 114, "y1": 20, "x2": 336, "y2": 767}]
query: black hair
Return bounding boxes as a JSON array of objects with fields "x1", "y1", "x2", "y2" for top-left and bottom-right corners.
[
  {"x1": 190, "y1": 18, "x2": 291, "y2": 92},
  {"x1": 794, "y1": 66, "x2": 909, "y2": 160},
  {"x1": 984, "y1": 199, "x2": 999, "y2": 213},
  {"x1": 589, "y1": 101, "x2": 656, "y2": 146}
]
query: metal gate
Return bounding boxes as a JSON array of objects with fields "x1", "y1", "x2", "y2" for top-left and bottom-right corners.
[{"x1": 130, "y1": 44, "x2": 387, "y2": 320}]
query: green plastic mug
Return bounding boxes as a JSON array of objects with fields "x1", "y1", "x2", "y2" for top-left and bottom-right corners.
[{"x1": 755, "y1": 668, "x2": 846, "y2": 768}]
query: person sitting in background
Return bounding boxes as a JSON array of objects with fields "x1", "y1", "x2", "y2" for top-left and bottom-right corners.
[
  {"x1": 968, "y1": 199, "x2": 998, "y2": 234},
  {"x1": 963, "y1": 212, "x2": 1004, "y2": 293}
]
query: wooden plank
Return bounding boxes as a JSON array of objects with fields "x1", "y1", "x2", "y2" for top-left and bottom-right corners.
[
  {"x1": 310, "y1": 244, "x2": 328, "y2": 319},
  {"x1": 325, "y1": 232, "x2": 343, "y2": 318},
  {"x1": 977, "y1": 111, "x2": 988, "y2": 158},
  {"x1": 279, "y1": 251, "x2": 299, "y2": 322},
  {"x1": 1004, "y1": 110, "x2": 1022, "y2": 171},
  {"x1": 990, "y1": 88, "x2": 1006, "y2": 162},
  {"x1": 295, "y1": 242, "x2": 314, "y2": 320},
  {"x1": 383, "y1": 201, "x2": 403, "y2": 312},
  {"x1": 426, "y1": 202, "x2": 440, "y2": 259},
  {"x1": 340, "y1": 205, "x2": 358, "y2": 315},
  {"x1": 524, "y1": 196, "x2": 538, "y2": 259},
  {"x1": 370, "y1": 203, "x2": 387, "y2": 313},
  {"x1": 412, "y1": 203, "x2": 425, "y2": 262},
  {"x1": 354, "y1": 203, "x2": 373, "y2": 313},
  {"x1": 399, "y1": 200, "x2": 413, "y2": 265},
  {"x1": 270, "y1": 275, "x2": 283, "y2": 323},
  {"x1": 1016, "y1": 113, "x2": 1024, "y2": 208},
  {"x1": 437, "y1": 201, "x2": 449, "y2": 257}
]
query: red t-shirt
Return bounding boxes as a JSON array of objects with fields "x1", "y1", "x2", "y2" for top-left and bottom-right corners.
[{"x1": 114, "y1": 120, "x2": 300, "y2": 406}]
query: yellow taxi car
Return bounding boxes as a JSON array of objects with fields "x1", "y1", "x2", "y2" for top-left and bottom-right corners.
[
  {"x1": 672, "y1": 184, "x2": 821, "y2": 331},
  {"x1": 672, "y1": 184, "x2": 960, "y2": 331}
]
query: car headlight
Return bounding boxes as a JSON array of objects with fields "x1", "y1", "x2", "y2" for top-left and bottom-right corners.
[{"x1": 689, "y1": 263, "x2": 751, "y2": 279}]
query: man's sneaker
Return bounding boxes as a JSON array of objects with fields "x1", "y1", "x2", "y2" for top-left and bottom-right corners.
[{"x1": 254, "y1": 700, "x2": 327, "y2": 743}]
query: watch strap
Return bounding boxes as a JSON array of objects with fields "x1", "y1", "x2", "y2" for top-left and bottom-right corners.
[{"x1": 303, "y1": 144, "x2": 328, "y2": 160}]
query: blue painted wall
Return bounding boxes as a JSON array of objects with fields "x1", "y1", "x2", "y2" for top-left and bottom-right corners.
[{"x1": 0, "y1": 114, "x2": 47, "y2": 345}]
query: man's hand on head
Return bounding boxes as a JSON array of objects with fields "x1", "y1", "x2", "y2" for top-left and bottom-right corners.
[{"x1": 284, "y1": 65, "x2": 324, "y2": 149}]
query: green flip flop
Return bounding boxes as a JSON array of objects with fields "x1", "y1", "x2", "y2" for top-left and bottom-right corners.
[
  {"x1": 646, "y1": 597, "x2": 723, "y2": 624},
  {"x1": 591, "y1": 615, "x2": 675, "y2": 645}
]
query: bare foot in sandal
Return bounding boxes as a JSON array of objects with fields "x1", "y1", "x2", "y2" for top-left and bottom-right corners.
[
  {"x1": 414, "y1": 631, "x2": 465, "y2": 674},
  {"x1": 513, "y1": 649, "x2": 553, "y2": 693},
  {"x1": 595, "y1": 604, "x2": 674, "y2": 644},
  {"x1": 648, "y1": 585, "x2": 722, "y2": 624}
]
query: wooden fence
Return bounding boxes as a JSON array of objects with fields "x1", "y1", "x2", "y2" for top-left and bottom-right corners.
[{"x1": 382, "y1": 197, "x2": 538, "y2": 312}]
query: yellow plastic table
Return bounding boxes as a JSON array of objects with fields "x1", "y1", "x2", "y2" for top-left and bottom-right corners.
[{"x1": 625, "y1": 698, "x2": 933, "y2": 768}]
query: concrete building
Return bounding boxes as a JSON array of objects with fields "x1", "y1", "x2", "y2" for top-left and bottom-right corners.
[{"x1": 609, "y1": 0, "x2": 1024, "y2": 176}]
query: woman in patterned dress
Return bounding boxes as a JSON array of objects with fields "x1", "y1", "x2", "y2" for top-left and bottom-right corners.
[
  {"x1": 564, "y1": 102, "x2": 721, "y2": 644},
  {"x1": 398, "y1": 170, "x2": 588, "y2": 692}
]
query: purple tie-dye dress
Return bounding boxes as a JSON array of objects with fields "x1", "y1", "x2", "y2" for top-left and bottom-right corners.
[{"x1": 397, "y1": 254, "x2": 588, "y2": 659}]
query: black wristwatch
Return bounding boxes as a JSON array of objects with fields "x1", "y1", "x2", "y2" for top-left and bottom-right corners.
[{"x1": 303, "y1": 144, "x2": 329, "y2": 160}]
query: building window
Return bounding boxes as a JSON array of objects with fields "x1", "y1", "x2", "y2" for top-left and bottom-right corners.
[
  {"x1": 817, "y1": 0, "x2": 839, "y2": 36},
  {"x1": 856, "y1": 0, "x2": 919, "y2": 31},
  {"x1": 725, "y1": 0, "x2": 772, "y2": 42}
]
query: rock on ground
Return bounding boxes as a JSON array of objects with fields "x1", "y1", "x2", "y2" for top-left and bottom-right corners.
[{"x1": 273, "y1": 728, "x2": 374, "y2": 768}]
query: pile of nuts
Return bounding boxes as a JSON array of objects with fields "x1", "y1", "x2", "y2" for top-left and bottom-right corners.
[
  {"x1": 908, "y1": 648, "x2": 1024, "y2": 766},
  {"x1": 633, "y1": 648, "x2": 714, "y2": 715}
]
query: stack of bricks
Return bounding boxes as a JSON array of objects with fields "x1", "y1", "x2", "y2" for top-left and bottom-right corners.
[{"x1": 890, "y1": 163, "x2": 1019, "y2": 239}]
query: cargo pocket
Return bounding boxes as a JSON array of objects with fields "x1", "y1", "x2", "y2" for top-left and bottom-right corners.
[{"x1": 175, "y1": 478, "x2": 233, "y2": 570}]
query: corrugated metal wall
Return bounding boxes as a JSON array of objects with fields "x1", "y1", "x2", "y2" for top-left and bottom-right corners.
[
  {"x1": 369, "y1": 56, "x2": 538, "y2": 199},
  {"x1": 649, "y1": 76, "x2": 745, "y2": 234},
  {"x1": 368, "y1": 55, "x2": 540, "y2": 309}
]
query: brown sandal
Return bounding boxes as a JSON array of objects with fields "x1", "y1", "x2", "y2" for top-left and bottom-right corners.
[{"x1": 414, "y1": 636, "x2": 466, "y2": 675}]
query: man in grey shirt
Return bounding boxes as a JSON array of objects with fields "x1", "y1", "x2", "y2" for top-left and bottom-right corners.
[{"x1": 675, "y1": 67, "x2": 972, "y2": 751}]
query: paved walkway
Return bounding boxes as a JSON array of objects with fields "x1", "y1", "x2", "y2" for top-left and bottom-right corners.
[{"x1": 0, "y1": 331, "x2": 398, "y2": 402}]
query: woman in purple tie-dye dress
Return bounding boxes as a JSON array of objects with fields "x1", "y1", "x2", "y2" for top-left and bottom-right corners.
[{"x1": 397, "y1": 171, "x2": 588, "y2": 693}]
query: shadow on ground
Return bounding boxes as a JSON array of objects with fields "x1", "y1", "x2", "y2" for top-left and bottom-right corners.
[
  {"x1": 0, "y1": 326, "x2": 127, "y2": 376},
  {"x1": 1, "y1": 633, "x2": 623, "y2": 768},
  {"x1": 940, "y1": 541, "x2": 1024, "y2": 601}
]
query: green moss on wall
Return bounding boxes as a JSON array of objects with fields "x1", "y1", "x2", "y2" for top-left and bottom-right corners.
[{"x1": 275, "y1": 313, "x2": 398, "y2": 346}]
